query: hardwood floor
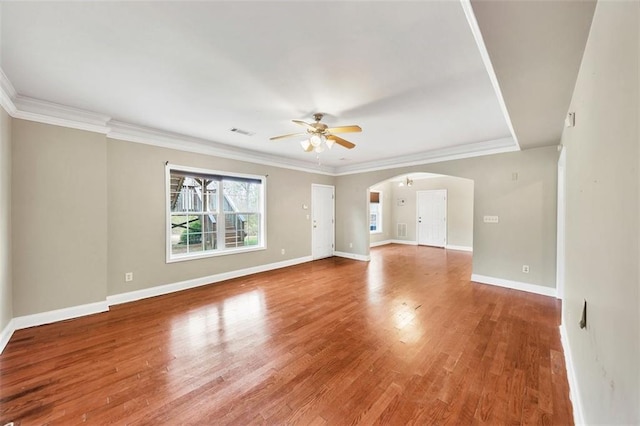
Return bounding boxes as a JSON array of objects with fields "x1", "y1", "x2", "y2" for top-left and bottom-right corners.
[{"x1": 0, "y1": 245, "x2": 572, "y2": 425}]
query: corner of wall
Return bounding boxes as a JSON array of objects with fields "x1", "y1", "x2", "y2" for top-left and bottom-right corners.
[
  {"x1": 0, "y1": 319, "x2": 15, "y2": 354},
  {"x1": 560, "y1": 322, "x2": 585, "y2": 425},
  {"x1": 0, "y1": 107, "x2": 13, "y2": 352}
]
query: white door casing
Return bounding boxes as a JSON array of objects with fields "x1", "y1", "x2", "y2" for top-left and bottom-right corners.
[
  {"x1": 417, "y1": 189, "x2": 447, "y2": 247},
  {"x1": 556, "y1": 146, "x2": 566, "y2": 300},
  {"x1": 312, "y1": 184, "x2": 335, "y2": 260}
]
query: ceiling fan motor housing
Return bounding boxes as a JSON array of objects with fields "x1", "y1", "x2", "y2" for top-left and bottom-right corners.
[
  {"x1": 310, "y1": 122, "x2": 328, "y2": 133},
  {"x1": 270, "y1": 112, "x2": 359, "y2": 150}
]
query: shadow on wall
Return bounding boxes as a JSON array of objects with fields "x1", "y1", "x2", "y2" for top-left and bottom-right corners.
[{"x1": 368, "y1": 172, "x2": 474, "y2": 252}]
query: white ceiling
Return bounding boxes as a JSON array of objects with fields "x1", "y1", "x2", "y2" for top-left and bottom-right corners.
[
  {"x1": 471, "y1": 0, "x2": 597, "y2": 149},
  {"x1": 0, "y1": 1, "x2": 595, "y2": 175}
]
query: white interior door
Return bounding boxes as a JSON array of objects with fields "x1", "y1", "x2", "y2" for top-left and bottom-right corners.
[
  {"x1": 417, "y1": 189, "x2": 447, "y2": 247},
  {"x1": 312, "y1": 184, "x2": 335, "y2": 259}
]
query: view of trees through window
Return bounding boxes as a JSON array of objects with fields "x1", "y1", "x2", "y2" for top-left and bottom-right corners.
[{"x1": 169, "y1": 168, "x2": 264, "y2": 260}]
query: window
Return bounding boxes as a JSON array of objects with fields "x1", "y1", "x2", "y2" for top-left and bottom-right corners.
[
  {"x1": 370, "y1": 190, "x2": 382, "y2": 233},
  {"x1": 167, "y1": 164, "x2": 265, "y2": 262}
]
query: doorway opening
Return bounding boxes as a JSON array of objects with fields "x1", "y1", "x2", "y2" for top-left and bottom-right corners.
[{"x1": 368, "y1": 173, "x2": 474, "y2": 252}]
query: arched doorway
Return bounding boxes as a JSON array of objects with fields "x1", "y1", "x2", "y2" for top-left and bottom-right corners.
[{"x1": 368, "y1": 172, "x2": 474, "y2": 252}]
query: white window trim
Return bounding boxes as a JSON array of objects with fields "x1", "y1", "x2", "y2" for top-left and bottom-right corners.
[
  {"x1": 370, "y1": 190, "x2": 383, "y2": 234},
  {"x1": 165, "y1": 163, "x2": 267, "y2": 263}
]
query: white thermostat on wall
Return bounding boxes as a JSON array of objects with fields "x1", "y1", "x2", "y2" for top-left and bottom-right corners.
[{"x1": 397, "y1": 198, "x2": 406, "y2": 206}]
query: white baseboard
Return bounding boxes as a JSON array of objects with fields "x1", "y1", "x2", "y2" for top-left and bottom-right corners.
[
  {"x1": 470, "y1": 274, "x2": 557, "y2": 297},
  {"x1": 107, "y1": 255, "x2": 313, "y2": 306},
  {"x1": 370, "y1": 240, "x2": 392, "y2": 248},
  {"x1": 0, "y1": 318, "x2": 16, "y2": 354},
  {"x1": 1, "y1": 256, "x2": 315, "y2": 350},
  {"x1": 333, "y1": 251, "x2": 371, "y2": 262},
  {"x1": 389, "y1": 239, "x2": 418, "y2": 245},
  {"x1": 560, "y1": 323, "x2": 585, "y2": 425},
  {"x1": 445, "y1": 244, "x2": 473, "y2": 252},
  {"x1": 371, "y1": 241, "x2": 469, "y2": 250},
  {"x1": 12, "y1": 301, "x2": 109, "y2": 331}
]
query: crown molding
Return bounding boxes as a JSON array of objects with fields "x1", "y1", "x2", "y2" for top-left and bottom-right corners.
[
  {"x1": 0, "y1": 66, "x2": 518, "y2": 177},
  {"x1": 0, "y1": 68, "x2": 18, "y2": 116},
  {"x1": 13, "y1": 96, "x2": 111, "y2": 134},
  {"x1": 333, "y1": 137, "x2": 518, "y2": 176},
  {"x1": 108, "y1": 120, "x2": 335, "y2": 175},
  {"x1": 0, "y1": 68, "x2": 335, "y2": 175}
]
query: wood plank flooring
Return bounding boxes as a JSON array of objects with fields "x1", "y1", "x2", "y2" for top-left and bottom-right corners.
[{"x1": 0, "y1": 245, "x2": 573, "y2": 425}]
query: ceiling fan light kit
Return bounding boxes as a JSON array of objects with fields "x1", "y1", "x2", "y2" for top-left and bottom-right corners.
[
  {"x1": 310, "y1": 134, "x2": 324, "y2": 147},
  {"x1": 399, "y1": 177, "x2": 413, "y2": 187},
  {"x1": 270, "y1": 113, "x2": 361, "y2": 154}
]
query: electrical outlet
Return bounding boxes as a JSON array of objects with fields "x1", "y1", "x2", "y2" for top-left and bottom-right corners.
[
  {"x1": 349, "y1": 242, "x2": 353, "y2": 248},
  {"x1": 125, "y1": 272, "x2": 133, "y2": 282},
  {"x1": 281, "y1": 248, "x2": 285, "y2": 255},
  {"x1": 522, "y1": 265, "x2": 530, "y2": 273},
  {"x1": 483, "y1": 215, "x2": 499, "y2": 224}
]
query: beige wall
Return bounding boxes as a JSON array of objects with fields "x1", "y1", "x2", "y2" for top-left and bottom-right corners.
[
  {"x1": 8, "y1": 118, "x2": 335, "y2": 316},
  {"x1": 12, "y1": 120, "x2": 108, "y2": 316},
  {"x1": 336, "y1": 146, "x2": 558, "y2": 288},
  {"x1": 0, "y1": 108, "x2": 11, "y2": 331},
  {"x1": 560, "y1": 1, "x2": 639, "y2": 423},
  {"x1": 107, "y1": 138, "x2": 333, "y2": 296},
  {"x1": 389, "y1": 176, "x2": 474, "y2": 248},
  {"x1": 8, "y1": 117, "x2": 557, "y2": 313}
]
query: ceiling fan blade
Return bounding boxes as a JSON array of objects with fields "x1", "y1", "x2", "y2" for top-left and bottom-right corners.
[
  {"x1": 292, "y1": 119, "x2": 316, "y2": 131},
  {"x1": 327, "y1": 135, "x2": 356, "y2": 149},
  {"x1": 269, "y1": 132, "x2": 306, "y2": 141},
  {"x1": 326, "y1": 125, "x2": 362, "y2": 134}
]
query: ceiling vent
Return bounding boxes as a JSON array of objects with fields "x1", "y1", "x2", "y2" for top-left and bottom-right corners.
[{"x1": 230, "y1": 127, "x2": 255, "y2": 136}]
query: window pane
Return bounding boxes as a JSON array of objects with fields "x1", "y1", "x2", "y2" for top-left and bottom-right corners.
[
  {"x1": 171, "y1": 215, "x2": 203, "y2": 255},
  {"x1": 203, "y1": 232, "x2": 217, "y2": 251},
  {"x1": 370, "y1": 203, "x2": 380, "y2": 231},
  {"x1": 168, "y1": 166, "x2": 264, "y2": 260},
  {"x1": 224, "y1": 212, "x2": 246, "y2": 248},
  {"x1": 223, "y1": 180, "x2": 260, "y2": 212},
  {"x1": 243, "y1": 213, "x2": 260, "y2": 246},
  {"x1": 202, "y1": 215, "x2": 217, "y2": 251},
  {"x1": 171, "y1": 177, "x2": 201, "y2": 212},
  {"x1": 171, "y1": 215, "x2": 190, "y2": 254},
  {"x1": 190, "y1": 240, "x2": 204, "y2": 253},
  {"x1": 203, "y1": 180, "x2": 218, "y2": 212}
]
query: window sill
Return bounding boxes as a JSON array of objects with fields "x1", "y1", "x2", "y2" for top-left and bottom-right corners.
[
  {"x1": 370, "y1": 231, "x2": 383, "y2": 235},
  {"x1": 167, "y1": 245, "x2": 266, "y2": 263}
]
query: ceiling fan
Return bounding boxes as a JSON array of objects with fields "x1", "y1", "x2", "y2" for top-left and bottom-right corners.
[{"x1": 270, "y1": 113, "x2": 361, "y2": 153}]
